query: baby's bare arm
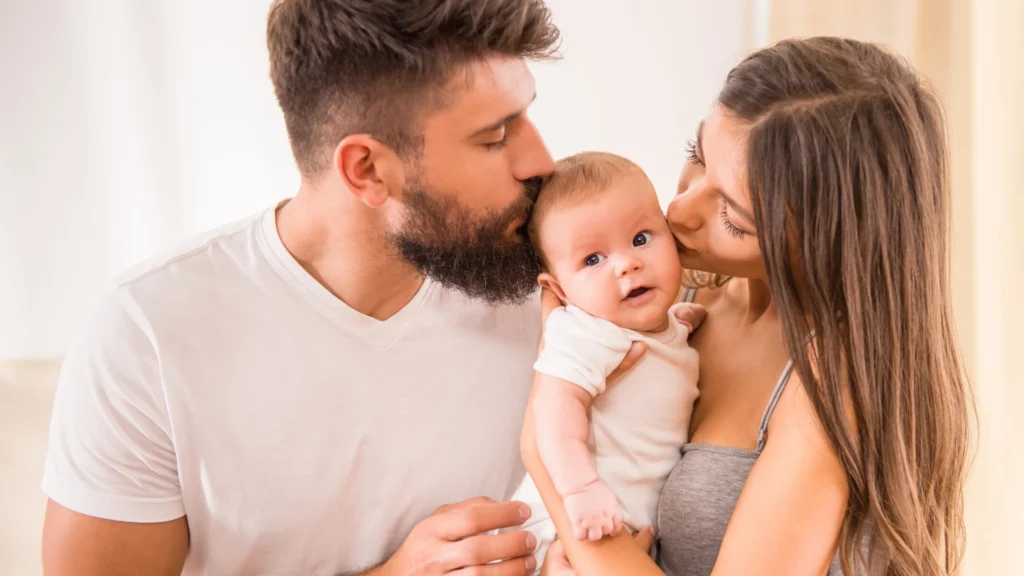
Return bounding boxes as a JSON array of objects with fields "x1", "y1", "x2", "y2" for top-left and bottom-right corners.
[
  {"x1": 533, "y1": 376, "x2": 597, "y2": 496},
  {"x1": 534, "y1": 375, "x2": 625, "y2": 541}
]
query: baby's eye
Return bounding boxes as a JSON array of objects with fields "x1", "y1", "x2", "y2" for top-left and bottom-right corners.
[
  {"x1": 584, "y1": 253, "x2": 606, "y2": 267},
  {"x1": 633, "y1": 232, "x2": 653, "y2": 247}
]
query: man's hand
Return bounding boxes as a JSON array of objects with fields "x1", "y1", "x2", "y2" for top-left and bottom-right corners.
[{"x1": 378, "y1": 497, "x2": 538, "y2": 575}]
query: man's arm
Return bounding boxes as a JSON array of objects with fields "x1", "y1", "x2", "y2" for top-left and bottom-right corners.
[
  {"x1": 42, "y1": 500, "x2": 188, "y2": 576},
  {"x1": 41, "y1": 289, "x2": 189, "y2": 574}
]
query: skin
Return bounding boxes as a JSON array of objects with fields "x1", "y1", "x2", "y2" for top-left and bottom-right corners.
[
  {"x1": 530, "y1": 105, "x2": 848, "y2": 576},
  {"x1": 537, "y1": 173, "x2": 684, "y2": 333},
  {"x1": 532, "y1": 177, "x2": 704, "y2": 541},
  {"x1": 43, "y1": 55, "x2": 555, "y2": 576}
]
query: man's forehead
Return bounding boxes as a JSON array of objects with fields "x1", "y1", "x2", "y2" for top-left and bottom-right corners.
[{"x1": 430, "y1": 57, "x2": 537, "y2": 132}]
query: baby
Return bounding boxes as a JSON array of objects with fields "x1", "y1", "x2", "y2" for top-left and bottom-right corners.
[{"x1": 514, "y1": 151, "x2": 704, "y2": 566}]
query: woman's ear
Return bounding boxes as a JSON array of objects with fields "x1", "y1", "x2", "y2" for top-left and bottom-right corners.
[
  {"x1": 333, "y1": 135, "x2": 399, "y2": 208},
  {"x1": 537, "y1": 272, "x2": 567, "y2": 304}
]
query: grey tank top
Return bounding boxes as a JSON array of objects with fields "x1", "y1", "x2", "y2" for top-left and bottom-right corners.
[{"x1": 655, "y1": 288, "x2": 848, "y2": 576}]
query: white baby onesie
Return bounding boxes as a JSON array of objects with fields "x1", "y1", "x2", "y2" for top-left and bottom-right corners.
[{"x1": 514, "y1": 302, "x2": 700, "y2": 569}]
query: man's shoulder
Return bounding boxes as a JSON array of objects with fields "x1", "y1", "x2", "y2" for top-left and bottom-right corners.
[
  {"x1": 83, "y1": 209, "x2": 274, "y2": 348},
  {"x1": 113, "y1": 210, "x2": 266, "y2": 293}
]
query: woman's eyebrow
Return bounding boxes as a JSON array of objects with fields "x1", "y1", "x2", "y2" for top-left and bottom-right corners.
[{"x1": 721, "y1": 190, "x2": 755, "y2": 223}]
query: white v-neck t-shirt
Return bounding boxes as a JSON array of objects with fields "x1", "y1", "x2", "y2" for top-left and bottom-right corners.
[{"x1": 42, "y1": 203, "x2": 542, "y2": 575}]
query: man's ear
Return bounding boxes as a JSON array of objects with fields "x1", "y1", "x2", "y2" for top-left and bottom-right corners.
[
  {"x1": 537, "y1": 272, "x2": 568, "y2": 304},
  {"x1": 332, "y1": 135, "x2": 402, "y2": 208}
]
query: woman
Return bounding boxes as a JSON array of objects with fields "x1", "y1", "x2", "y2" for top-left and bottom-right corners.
[{"x1": 521, "y1": 37, "x2": 972, "y2": 576}]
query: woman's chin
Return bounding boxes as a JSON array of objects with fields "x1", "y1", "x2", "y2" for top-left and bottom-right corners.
[{"x1": 677, "y1": 250, "x2": 710, "y2": 272}]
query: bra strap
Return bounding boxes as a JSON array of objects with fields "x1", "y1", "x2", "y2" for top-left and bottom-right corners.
[{"x1": 755, "y1": 360, "x2": 795, "y2": 453}]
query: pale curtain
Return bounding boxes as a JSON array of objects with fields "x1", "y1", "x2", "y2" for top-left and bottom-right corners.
[{"x1": 767, "y1": 1, "x2": 1024, "y2": 574}]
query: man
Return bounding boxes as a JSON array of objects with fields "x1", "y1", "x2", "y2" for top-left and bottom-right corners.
[{"x1": 41, "y1": 1, "x2": 563, "y2": 574}]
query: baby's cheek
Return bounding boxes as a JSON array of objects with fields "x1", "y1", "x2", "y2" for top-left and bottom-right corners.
[{"x1": 564, "y1": 275, "x2": 619, "y2": 318}]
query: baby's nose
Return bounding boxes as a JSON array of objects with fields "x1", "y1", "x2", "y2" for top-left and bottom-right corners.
[{"x1": 615, "y1": 255, "x2": 644, "y2": 276}]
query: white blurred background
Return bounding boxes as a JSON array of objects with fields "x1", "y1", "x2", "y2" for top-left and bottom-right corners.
[
  {"x1": 1, "y1": 1, "x2": 1021, "y2": 574},
  {"x1": 0, "y1": 0, "x2": 755, "y2": 360}
]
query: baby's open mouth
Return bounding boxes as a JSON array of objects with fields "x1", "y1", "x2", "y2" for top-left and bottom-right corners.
[{"x1": 626, "y1": 286, "x2": 651, "y2": 299}]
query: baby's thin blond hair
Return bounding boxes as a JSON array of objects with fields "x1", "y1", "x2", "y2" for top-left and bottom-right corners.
[{"x1": 528, "y1": 151, "x2": 645, "y2": 267}]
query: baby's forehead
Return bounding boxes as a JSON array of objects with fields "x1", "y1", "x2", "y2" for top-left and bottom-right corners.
[{"x1": 540, "y1": 183, "x2": 665, "y2": 239}]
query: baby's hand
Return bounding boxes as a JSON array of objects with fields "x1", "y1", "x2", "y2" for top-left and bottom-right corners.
[
  {"x1": 563, "y1": 479, "x2": 625, "y2": 541},
  {"x1": 672, "y1": 302, "x2": 707, "y2": 333}
]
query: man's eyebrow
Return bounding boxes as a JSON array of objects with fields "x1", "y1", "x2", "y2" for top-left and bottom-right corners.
[{"x1": 469, "y1": 93, "x2": 537, "y2": 138}]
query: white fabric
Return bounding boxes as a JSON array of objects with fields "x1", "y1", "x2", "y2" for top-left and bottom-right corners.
[
  {"x1": 41, "y1": 203, "x2": 542, "y2": 576},
  {"x1": 517, "y1": 304, "x2": 699, "y2": 567}
]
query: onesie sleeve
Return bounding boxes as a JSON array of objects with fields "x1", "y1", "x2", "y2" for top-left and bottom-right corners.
[{"x1": 533, "y1": 306, "x2": 633, "y2": 397}]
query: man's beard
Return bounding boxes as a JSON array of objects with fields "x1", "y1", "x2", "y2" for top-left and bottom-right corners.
[{"x1": 390, "y1": 177, "x2": 543, "y2": 305}]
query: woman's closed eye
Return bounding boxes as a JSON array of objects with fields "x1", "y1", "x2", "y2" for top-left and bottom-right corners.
[
  {"x1": 685, "y1": 141, "x2": 704, "y2": 167},
  {"x1": 718, "y1": 200, "x2": 747, "y2": 238}
]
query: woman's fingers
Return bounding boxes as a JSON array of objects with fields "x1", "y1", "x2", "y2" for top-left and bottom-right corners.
[
  {"x1": 632, "y1": 526, "x2": 655, "y2": 552},
  {"x1": 540, "y1": 539, "x2": 577, "y2": 575}
]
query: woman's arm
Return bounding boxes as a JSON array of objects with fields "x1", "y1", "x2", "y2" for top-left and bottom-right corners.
[
  {"x1": 520, "y1": 290, "x2": 663, "y2": 576},
  {"x1": 711, "y1": 372, "x2": 848, "y2": 576}
]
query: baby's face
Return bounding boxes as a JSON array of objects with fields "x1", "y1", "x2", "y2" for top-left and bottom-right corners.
[{"x1": 538, "y1": 172, "x2": 682, "y2": 332}]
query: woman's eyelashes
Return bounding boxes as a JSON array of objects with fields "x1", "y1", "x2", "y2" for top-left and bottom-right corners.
[
  {"x1": 718, "y1": 201, "x2": 747, "y2": 238},
  {"x1": 685, "y1": 139, "x2": 705, "y2": 167}
]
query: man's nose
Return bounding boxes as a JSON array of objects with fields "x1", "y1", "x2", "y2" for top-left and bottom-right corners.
[{"x1": 512, "y1": 118, "x2": 555, "y2": 181}]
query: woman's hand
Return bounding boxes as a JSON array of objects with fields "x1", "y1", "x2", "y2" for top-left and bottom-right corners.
[{"x1": 540, "y1": 528, "x2": 656, "y2": 575}]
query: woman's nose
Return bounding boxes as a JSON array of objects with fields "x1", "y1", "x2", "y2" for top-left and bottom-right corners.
[{"x1": 666, "y1": 189, "x2": 702, "y2": 233}]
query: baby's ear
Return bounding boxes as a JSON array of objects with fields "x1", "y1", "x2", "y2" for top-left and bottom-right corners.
[{"x1": 537, "y1": 272, "x2": 568, "y2": 304}]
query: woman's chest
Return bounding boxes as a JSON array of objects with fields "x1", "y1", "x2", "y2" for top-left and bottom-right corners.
[{"x1": 686, "y1": 314, "x2": 790, "y2": 449}]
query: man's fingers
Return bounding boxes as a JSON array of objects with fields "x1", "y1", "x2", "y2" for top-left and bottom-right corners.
[
  {"x1": 450, "y1": 530, "x2": 537, "y2": 567},
  {"x1": 608, "y1": 342, "x2": 646, "y2": 380},
  {"x1": 447, "y1": 555, "x2": 536, "y2": 576},
  {"x1": 434, "y1": 496, "x2": 497, "y2": 515},
  {"x1": 434, "y1": 500, "x2": 531, "y2": 540}
]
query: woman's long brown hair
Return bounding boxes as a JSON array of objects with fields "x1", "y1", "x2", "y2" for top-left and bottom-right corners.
[{"x1": 717, "y1": 38, "x2": 973, "y2": 575}]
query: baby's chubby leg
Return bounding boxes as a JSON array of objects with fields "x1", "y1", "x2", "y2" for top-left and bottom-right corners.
[{"x1": 671, "y1": 302, "x2": 707, "y2": 333}]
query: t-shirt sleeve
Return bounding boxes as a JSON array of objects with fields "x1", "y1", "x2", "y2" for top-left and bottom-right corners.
[
  {"x1": 41, "y1": 288, "x2": 185, "y2": 523},
  {"x1": 533, "y1": 307, "x2": 633, "y2": 397}
]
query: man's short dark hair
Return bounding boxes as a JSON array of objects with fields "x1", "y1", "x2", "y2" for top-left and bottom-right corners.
[{"x1": 267, "y1": 0, "x2": 561, "y2": 176}]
